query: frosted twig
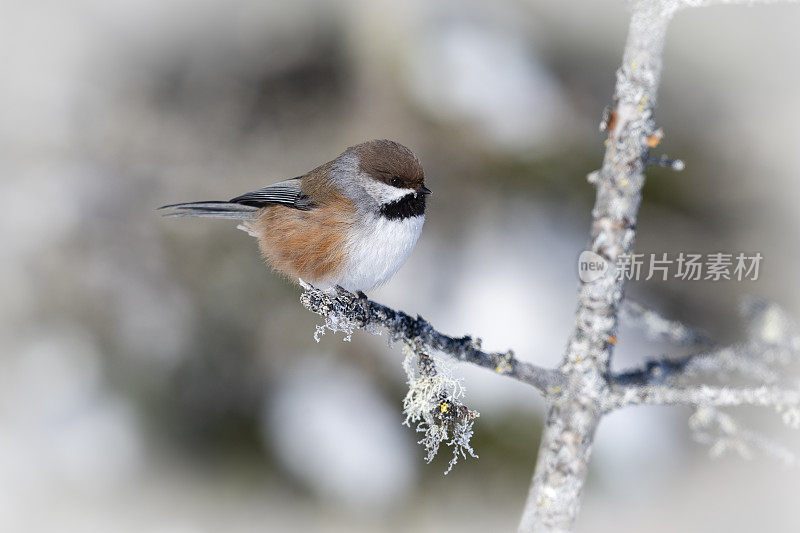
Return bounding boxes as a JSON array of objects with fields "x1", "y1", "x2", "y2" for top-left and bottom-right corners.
[
  {"x1": 300, "y1": 285, "x2": 565, "y2": 393},
  {"x1": 520, "y1": 2, "x2": 673, "y2": 529},
  {"x1": 645, "y1": 154, "x2": 685, "y2": 170},
  {"x1": 614, "y1": 299, "x2": 799, "y2": 386},
  {"x1": 612, "y1": 343, "x2": 783, "y2": 386},
  {"x1": 690, "y1": 407, "x2": 799, "y2": 467},
  {"x1": 519, "y1": 0, "x2": 799, "y2": 531},
  {"x1": 605, "y1": 383, "x2": 800, "y2": 410},
  {"x1": 621, "y1": 300, "x2": 713, "y2": 346}
]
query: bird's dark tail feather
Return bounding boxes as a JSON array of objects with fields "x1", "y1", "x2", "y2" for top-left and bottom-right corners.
[{"x1": 158, "y1": 201, "x2": 259, "y2": 220}]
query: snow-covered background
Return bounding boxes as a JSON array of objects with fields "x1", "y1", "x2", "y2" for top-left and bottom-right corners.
[{"x1": 2, "y1": 0, "x2": 800, "y2": 531}]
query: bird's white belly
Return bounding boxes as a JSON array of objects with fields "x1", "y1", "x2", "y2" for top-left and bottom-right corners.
[{"x1": 332, "y1": 214, "x2": 425, "y2": 292}]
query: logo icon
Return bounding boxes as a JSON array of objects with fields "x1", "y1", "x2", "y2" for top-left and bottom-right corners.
[{"x1": 578, "y1": 250, "x2": 612, "y2": 283}]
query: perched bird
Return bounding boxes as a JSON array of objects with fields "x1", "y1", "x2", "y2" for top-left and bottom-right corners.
[{"x1": 160, "y1": 140, "x2": 431, "y2": 293}]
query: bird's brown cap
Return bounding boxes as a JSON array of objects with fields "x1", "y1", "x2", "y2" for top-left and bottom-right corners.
[{"x1": 350, "y1": 139, "x2": 427, "y2": 192}]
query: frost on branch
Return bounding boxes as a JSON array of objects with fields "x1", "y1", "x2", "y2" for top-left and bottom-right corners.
[
  {"x1": 401, "y1": 340, "x2": 479, "y2": 474},
  {"x1": 299, "y1": 284, "x2": 562, "y2": 392},
  {"x1": 610, "y1": 299, "x2": 800, "y2": 466},
  {"x1": 621, "y1": 300, "x2": 712, "y2": 346},
  {"x1": 298, "y1": 280, "x2": 378, "y2": 342},
  {"x1": 689, "y1": 406, "x2": 798, "y2": 467},
  {"x1": 614, "y1": 299, "x2": 800, "y2": 387},
  {"x1": 299, "y1": 283, "x2": 481, "y2": 473}
]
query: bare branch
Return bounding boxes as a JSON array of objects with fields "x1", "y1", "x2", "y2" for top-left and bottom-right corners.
[
  {"x1": 612, "y1": 343, "x2": 783, "y2": 386},
  {"x1": 614, "y1": 298, "x2": 800, "y2": 386},
  {"x1": 605, "y1": 383, "x2": 800, "y2": 410},
  {"x1": 519, "y1": 1, "x2": 670, "y2": 533},
  {"x1": 690, "y1": 407, "x2": 799, "y2": 466},
  {"x1": 609, "y1": 296, "x2": 800, "y2": 469},
  {"x1": 520, "y1": 1, "x2": 799, "y2": 529},
  {"x1": 621, "y1": 300, "x2": 713, "y2": 346},
  {"x1": 680, "y1": 346, "x2": 785, "y2": 383},
  {"x1": 299, "y1": 285, "x2": 565, "y2": 394},
  {"x1": 519, "y1": 2, "x2": 674, "y2": 530}
]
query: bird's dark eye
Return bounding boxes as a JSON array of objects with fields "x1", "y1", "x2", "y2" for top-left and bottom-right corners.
[{"x1": 391, "y1": 177, "x2": 402, "y2": 187}]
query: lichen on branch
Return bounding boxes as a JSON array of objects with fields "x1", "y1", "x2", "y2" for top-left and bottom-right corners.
[
  {"x1": 299, "y1": 284, "x2": 564, "y2": 393},
  {"x1": 401, "y1": 340, "x2": 479, "y2": 474}
]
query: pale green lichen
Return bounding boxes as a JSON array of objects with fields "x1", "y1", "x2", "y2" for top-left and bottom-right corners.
[{"x1": 401, "y1": 342, "x2": 479, "y2": 474}]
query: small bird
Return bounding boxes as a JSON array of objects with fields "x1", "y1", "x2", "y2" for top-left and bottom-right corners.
[{"x1": 160, "y1": 139, "x2": 431, "y2": 293}]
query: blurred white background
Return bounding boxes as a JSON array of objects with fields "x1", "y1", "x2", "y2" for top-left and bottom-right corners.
[{"x1": 2, "y1": 0, "x2": 800, "y2": 531}]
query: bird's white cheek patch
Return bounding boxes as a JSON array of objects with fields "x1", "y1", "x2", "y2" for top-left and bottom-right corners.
[
  {"x1": 362, "y1": 178, "x2": 416, "y2": 205},
  {"x1": 335, "y1": 214, "x2": 425, "y2": 292}
]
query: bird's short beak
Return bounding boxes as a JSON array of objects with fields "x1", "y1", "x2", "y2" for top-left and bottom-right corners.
[{"x1": 419, "y1": 185, "x2": 432, "y2": 195}]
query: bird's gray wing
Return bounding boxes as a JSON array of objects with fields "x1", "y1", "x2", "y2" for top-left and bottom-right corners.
[
  {"x1": 159, "y1": 177, "x2": 312, "y2": 219},
  {"x1": 229, "y1": 177, "x2": 311, "y2": 209}
]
